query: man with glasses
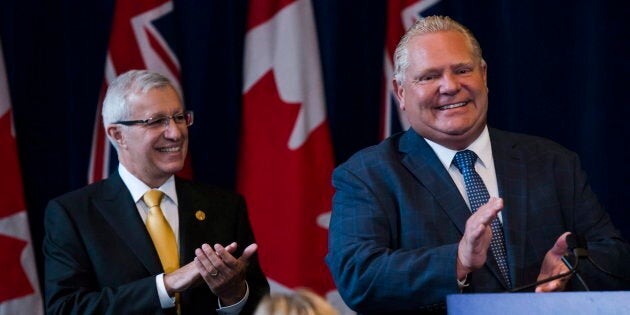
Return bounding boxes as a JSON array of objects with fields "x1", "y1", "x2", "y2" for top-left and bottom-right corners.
[{"x1": 43, "y1": 70, "x2": 269, "y2": 314}]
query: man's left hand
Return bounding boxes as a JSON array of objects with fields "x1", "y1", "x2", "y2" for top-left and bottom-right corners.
[
  {"x1": 535, "y1": 232, "x2": 572, "y2": 292},
  {"x1": 194, "y1": 242, "x2": 257, "y2": 305}
]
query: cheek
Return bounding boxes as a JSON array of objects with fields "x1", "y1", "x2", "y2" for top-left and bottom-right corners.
[{"x1": 406, "y1": 85, "x2": 434, "y2": 103}]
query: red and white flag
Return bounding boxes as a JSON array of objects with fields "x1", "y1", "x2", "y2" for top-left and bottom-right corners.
[
  {"x1": 0, "y1": 37, "x2": 44, "y2": 315},
  {"x1": 380, "y1": 0, "x2": 441, "y2": 139},
  {"x1": 89, "y1": 0, "x2": 191, "y2": 183},
  {"x1": 238, "y1": 0, "x2": 341, "y2": 306}
]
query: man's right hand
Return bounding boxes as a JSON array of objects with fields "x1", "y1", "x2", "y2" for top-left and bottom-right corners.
[
  {"x1": 457, "y1": 197, "x2": 503, "y2": 279},
  {"x1": 163, "y1": 260, "x2": 203, "y2": 296}
]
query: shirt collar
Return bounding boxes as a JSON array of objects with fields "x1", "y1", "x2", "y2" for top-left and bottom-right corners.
[
  {"x1": 118, "y1": 164, "x2": 178, "y2": 205},
  {"x1": 424, "y1": 125, "x2": 492, "y2": 169}
]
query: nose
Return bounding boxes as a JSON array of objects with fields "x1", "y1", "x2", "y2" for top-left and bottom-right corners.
[
  {"x1": 163, "y1": 118, "x2": 184, "y2": 140},
  {"x1": 439, "y1": 72, "x2": 461, "y2": 95}
]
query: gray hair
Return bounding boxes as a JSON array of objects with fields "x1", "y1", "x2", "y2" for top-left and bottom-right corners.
[
  {"x1": 102, "y1": 70, "x2": 176, "y2": 147},
  {"x1": 393, "y1": 15, "x2": 484, "y2": 84}
]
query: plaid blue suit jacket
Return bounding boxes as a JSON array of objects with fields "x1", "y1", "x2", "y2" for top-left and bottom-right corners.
[{"x1": 326, "y1": 127, "x2": 630, "y2": 314}]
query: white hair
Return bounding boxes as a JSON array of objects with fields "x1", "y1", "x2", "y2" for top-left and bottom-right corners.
[{"x1": 393, "y1": 15, "x2": 484, "y2": 84}]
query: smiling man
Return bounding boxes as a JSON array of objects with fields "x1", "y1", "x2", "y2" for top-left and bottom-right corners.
[
  {"x1": 325, "y1": 16, "x2": 630, "y2": 314},
  {"x1": 43, "y1": 70, "x2": 269, "y2": 314}
]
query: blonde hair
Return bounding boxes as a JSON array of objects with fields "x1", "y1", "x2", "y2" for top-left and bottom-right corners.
[{"x1": 254, "y1": 289, "x2": 338, "y2": 315}]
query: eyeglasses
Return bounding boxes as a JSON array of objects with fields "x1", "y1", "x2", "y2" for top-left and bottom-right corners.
[{"x1": 114, "y1": 110, "x2": 194, "y2": 129}]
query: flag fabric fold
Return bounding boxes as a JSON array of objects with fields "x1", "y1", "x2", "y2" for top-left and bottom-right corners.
[
  {"x1": 0, "y1": 36, "x2": 44, "y2": 315},
  {"x1": 239, "y1": 0, "x2": 339, "y2": 302}
]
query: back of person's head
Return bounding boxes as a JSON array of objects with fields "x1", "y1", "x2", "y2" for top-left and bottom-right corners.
[
  {"x1": 254, "y1": 289, "x2": 338, "y2": 315},
  {"x1": 393, "y1": 15, "x2": 484, "y2": 84}
]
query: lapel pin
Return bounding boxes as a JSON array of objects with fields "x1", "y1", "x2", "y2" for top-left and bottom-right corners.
[{"x1": 195, "y1": 210, "x2": 206, "y2": 221}]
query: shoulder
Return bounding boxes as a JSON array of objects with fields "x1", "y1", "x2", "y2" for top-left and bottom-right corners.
[
  {"x1": 175, "y1": 177, "x2": 245, "y2": 206},
  {"x1": 43, "y1": 177, "x2": 125, "y2": 230},
  {"x1": 336, "y1": 131, "x2": 405, "y2": 172},
  {"x1": 490, "y1": 128, "x2": 580, "y2": 166},
  {"x1": 47, "y1": 179, "x2": 111, "y2": 209}
]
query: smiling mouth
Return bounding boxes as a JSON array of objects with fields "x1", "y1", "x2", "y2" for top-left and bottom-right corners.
[
  {"x1": 437, "y1": 102, "x2": 467, "y2": 110},
  {"x1": 158, "y1": 146, "x2": 181, "y2": 153}
]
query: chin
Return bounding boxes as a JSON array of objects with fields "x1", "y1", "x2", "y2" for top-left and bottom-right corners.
[{"x1": 160, "y1": 162, "x2": 185, "y2": 174}]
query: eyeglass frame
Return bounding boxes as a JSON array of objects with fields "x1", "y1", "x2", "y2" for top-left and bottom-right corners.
[{"x1": 113, "y1": 110, "x2": 194, "y2": 128}]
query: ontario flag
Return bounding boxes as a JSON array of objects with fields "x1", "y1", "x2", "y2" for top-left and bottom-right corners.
[
  {"x1": 238, "y1": 0, "x2": 343, "y2": 308},
  {"x1": 380, "y1": 0, "x2": 441, "y2": 140},
  {"x1": 0, "y1": 37, "x2": 44, "y2": 315},
  {"x1": 88, "y1": 0, "x2": 191, "y2": 183}
]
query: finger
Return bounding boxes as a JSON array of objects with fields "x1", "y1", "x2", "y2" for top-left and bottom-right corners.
[
  {"x1": 550, "y1": 232, "x2": 571, "y2": 256},
  {"x1": 203, "y1": 243, "x2": 224, "y2": 265},
  {"x1": 474, "y1": 198, "x2": 503, "y2": 225},
  {"x1": 194, "y1": 255, "x2": 216, "y2": 282},
  {"x1": 195, "y1": 247, "x2": 218, "y2": 273},
  {"x1": 214, "y1": 243, "x2": 239, "y2": 268},
  {"x1": 200, "y1": 243, "x2": 227, "y2": 274},
  {"x1": 536, "y1": 279, "x2": 561, "y2": 293},
  {"x1": 223, "y1": 242, "x2": 238, "y2": 254},
  {"x1": 240, "y1": 243, "x2": 258, "y2": 262}
]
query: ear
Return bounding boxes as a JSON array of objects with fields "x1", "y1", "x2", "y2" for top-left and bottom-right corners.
[
  {"x1": 392, "y1": 79, "x2": 405, "y2": 111},
  {"x1": 107, "y1": 125, "x2": 126, "y2": 148}
]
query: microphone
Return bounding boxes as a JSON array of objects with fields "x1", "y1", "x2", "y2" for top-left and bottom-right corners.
[
  {"x1": 509, "y1": 233, "x2": 630, "y2": 292},
  {"x1": 569, "y1": 234, "x2": 630, "y2": 283},
  {"x1": 564, "y1": 234, "x2": 590, "y2": 291}
]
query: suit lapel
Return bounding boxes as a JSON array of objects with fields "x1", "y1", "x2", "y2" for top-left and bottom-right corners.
[
  {"x1": 176, "y1": 178, "x2": 218, "y2": 265},
  {"x1": 400, "y1": 128, "x2": 525, "y2": 289},
  {"x1": 94, "y1": 172, "x2": 164, "y2": 274},
  {"x1": 398, "y1": 129, "x2": 471, "y2": 235},
  {"x1": 490, "y1": 128, "x2": 528, "y2": 287}
]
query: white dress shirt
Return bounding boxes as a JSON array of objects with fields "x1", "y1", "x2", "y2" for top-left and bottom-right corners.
[
  {"x1": 118, "y1": 164, "x2": 248, "y2": 314},
  {"x1": 424, "y1": 126, "x2": 503, "y2": 222}
]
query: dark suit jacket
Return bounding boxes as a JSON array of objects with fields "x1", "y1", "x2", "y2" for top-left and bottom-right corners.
[
  {"x1": 44, "y1": 171, "x2": 269, "y2": 315},
  {"x1": 325, "y1": 127, "x2": 630, "y2": 314}
]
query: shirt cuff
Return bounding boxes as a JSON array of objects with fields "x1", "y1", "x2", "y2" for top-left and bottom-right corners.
[
  {"x1": 156, "y1": 273, "x2": 176, "y2": 308},
  {"x1": 217, "y1": 281, "x2": 250, "y2": 315},
  {"x1": 457, "y1": 274, "x2": 470, "y2": 292}
]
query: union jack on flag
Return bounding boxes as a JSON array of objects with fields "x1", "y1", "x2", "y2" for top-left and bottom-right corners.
[{"x1": 89, "y1": 0, "x2": 190, "y2": 183}]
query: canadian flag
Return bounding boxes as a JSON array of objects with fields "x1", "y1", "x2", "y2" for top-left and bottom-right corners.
[
  {"x1": 238, "y1": 0, "x2": 341, "y2": 306},
  {"x1": 88, "y1": 0, "x2": 191, "y2": 183},
  {"x1": 0, "y1": 37, "x2": 44, "y2": 315},
  {"x1": 380, "y1": 0, "x2": 441, "y2": 139}
]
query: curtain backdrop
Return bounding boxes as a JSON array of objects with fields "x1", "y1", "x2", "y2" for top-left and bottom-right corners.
[{"x1": 1, "y1": 0, "x2": 628, "y2": 292}]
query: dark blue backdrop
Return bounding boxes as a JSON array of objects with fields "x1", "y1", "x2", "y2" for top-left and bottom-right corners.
[{"x1": 1, "y1": 0, "x2": 628, "y2": 290}]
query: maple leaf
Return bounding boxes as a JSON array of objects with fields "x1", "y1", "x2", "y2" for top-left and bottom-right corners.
[
  {"x1": 239, "y1": 71, "x2": 335, "y2": 294},
  {"x1": 0, "y1": 111, "x2": 27, "y2": 220},
  {"x1": 0, "y1": 234, "x2": 34, "y2": 303}
]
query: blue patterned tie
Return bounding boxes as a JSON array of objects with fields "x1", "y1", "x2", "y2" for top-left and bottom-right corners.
[{"x1": 453, "y1": 150, "x2": 511, "y2": 288}]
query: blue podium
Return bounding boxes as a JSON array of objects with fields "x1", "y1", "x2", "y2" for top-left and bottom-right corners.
[{"x1": 447, "y1": 291, "x2": 630, "y2": 315}]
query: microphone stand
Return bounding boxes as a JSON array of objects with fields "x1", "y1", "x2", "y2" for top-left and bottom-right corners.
[
  {"x1": 507, "y1": 255, "x2": 579, "y2": 293},
  {"x1": 565, "y1": 246, "x2": 590, "y2": 291},
  {"x1": 509, "y1": 234, "x2": 592, "y2": 293}
]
